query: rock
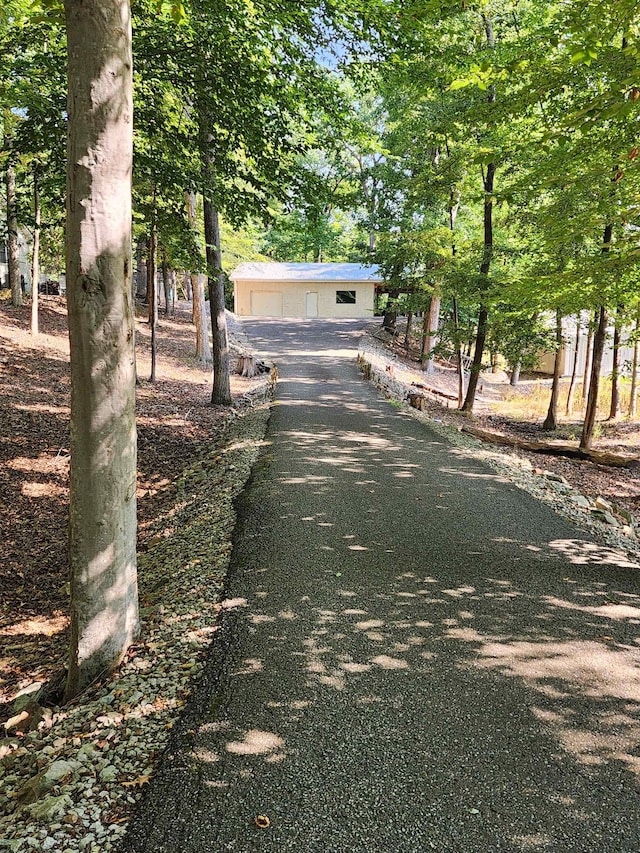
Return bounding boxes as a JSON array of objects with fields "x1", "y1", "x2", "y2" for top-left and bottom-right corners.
[
  {"x1": 615, "y1": 506, "x2": 636, "y2": 526},
  {"x1": 590, "y1": 508, "x2": 619, "y2": 526},
  {"x1": 570, "y1": 494, "x2": 592, "y2": 509},
  {"x1": 4, "y1": 710, "x2": 29, "y2": 733},
  {"x1": 543, "y1": 470, "x2": 569, "y2": 484},
  {"x1": 594, "y1": 496, "x2": 613, "y2": 512},
  {"x1": 11, "y1": 682, "x2": 45, "y2": 713},
  {"x1": 621, "y1": 525, "x2": 636, "y2": 538},
  {"x1": 550, "y1": 481, "x2": 572, "y2": 494}
]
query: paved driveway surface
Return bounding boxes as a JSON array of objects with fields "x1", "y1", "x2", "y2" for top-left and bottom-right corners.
[{"x1": 124, "y1": 319, "x2": 640, "y2": 852}]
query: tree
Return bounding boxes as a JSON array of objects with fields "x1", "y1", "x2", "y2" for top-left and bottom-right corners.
[
  {"x1": 64, "y1": 0, "x2": 138, "y2": 700},
  {"x1": 5, "y1": 158, "x2": 21, "y2": 306}
]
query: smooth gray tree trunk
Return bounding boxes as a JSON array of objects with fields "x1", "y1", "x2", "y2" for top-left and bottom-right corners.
[
  {"x1": 565, "y1": 320, "x2": 580, "y2": 416},
  {"x1": 6, "y1": 164, "x2": 21, "y2": 307},
  {"x1": 203, "y1": 194, "x2": 231, "y2": 405},
  {"x1": 630, "y1": 310, "x2": 640, "y2": 418},
  {"x1": 64, "y1": 0, "x2": 139, "y2": 701},
  {"x1": 31, "y1": 167, "x2": 40, "y2": 336},
  {"x1": 543, "y1": 310, "x2": 563, "y2": 431},
  {"x1": 422, "y1": 289, "x2": 441, "y2": 374},
  {"x1": 185, "y1": 192, "x2": 211, "y2": 363}
]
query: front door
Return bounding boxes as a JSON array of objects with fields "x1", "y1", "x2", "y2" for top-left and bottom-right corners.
[{"x1": 306, "y1": 291, "x2": 318, "y2": 317}]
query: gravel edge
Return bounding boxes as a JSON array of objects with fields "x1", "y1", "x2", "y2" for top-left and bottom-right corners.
[{"x1": 0, "y1": 354, "x2": 275, "y2": 853}]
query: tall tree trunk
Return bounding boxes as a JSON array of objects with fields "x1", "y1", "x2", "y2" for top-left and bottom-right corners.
[
  {"x1": 582, "y1": 314, "x2": 595, "y2": 402},
  {"x1": 30, "y1": 166, "x2": 41, "y2": 336},
  {"x1": 629, "y1": 309, "x2": 640, "y2": 418},
  {"x1": 510, "y1": 360, "x2": 521, "y2": 387},
  {"x1": 543, "y1": 310, "x2": 563, "y2": 430},
  {"x1": 452, "y1": 296, "x2": 465, "y2": 407},
  {"x1": 185, "y1": 192, "x2": 211, "y2": 363},
  {"x1": 148, "y1": 198, "x2": 157, "y2": 382},
  {"x1": 382, "y1": 288, "x2": 399, "y2": 332},
  {"x1": 64, "y1": 0, "x2": 138, "y2": 701},
  {"x1": 203, "y1": 191, "x2": 231, "y2": 405},
  {"x1": 565, "y1": 319, "x2": 581, "y2": 416},
  {"x1": 462, "y1": 13, "x2": 495, "y2": 413},
  {"x1": 404, "y1": 310, "x2": 413, "y2": 350},
  {"x1": 147, "y1": 235, "x2": 158, "y2": 326},
  {"x1": 422, "y1": 286, "x2": 441, "y2": 374},
  {"x1": 608, "y1": 305, "x2": 622, "y2": 420},
  {"x1": 6, "y1": 163, "x2": 21, "y2": 307},
  {"x1": 581, "y1": 305, "x2": 608, "y2": 449},
  {"x1": 448, "y1": 190, "x2": 464, "y2": 405},
  {"x1": 162, "y1": 249, "x2": 171, "y2": 315},
  {"x1": 581, "y1": 223, "x2": 614, "y2": 449},
  {"x1": 135, "y1": 238, "x2": 146, "y2": 299}
]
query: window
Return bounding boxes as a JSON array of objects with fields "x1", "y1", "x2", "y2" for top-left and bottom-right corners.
[{"x1": 336, "y1": 290, "x2": 356, "y2": 304}]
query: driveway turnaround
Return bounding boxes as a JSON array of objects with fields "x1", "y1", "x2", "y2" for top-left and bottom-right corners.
[{"x1": 124, "y1": 319, "x2": 640, "y2": 853}]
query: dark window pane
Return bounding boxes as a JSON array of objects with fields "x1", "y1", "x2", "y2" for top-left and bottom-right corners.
[{"x1": 336, "y1": 290, "x2": 356, "y2": 304}]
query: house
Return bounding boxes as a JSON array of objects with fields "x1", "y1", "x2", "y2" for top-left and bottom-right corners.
[
  {"x1": 230, "y1": 262, "x2": 381, "y2": 319},
  {"x1": 536, "y1": 314, "x2": 637, "y2": 377}
]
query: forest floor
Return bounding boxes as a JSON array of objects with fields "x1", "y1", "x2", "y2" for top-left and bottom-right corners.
[
  {"x1": 362, "y1": 323, "x2": 640, "y2": 533},
  {"x1": 0, "y1": 295, "x2": 273, "y2": 852}
]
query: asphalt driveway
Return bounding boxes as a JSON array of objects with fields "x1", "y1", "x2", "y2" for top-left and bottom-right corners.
[{"x1": 123, "y1": 319, "x2": 640, "y2": 853}]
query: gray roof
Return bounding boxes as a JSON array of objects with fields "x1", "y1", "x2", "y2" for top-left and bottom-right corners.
[{"x1": 230, "y1": 262, "x2": 381, "y2": 283}]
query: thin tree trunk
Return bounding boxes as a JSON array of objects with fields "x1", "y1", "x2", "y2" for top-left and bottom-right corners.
[
  {"x1": 462, "y1": 12, "x2": 496, "y2": 413},
  {"x1": 135, "y1": 238, "x2": 147, "y2": 299},
  {"x1": 162, "y1": 249, "x2": 170, "y2": 315},
  {"x1": 64, "y1": 0, "x2": 138, "y2": 701},
  {"x1": 452, "y1": 295, "x2": 464, "y2": 407},
  {"x1": 582, "y1": 315, "x2": 595, "y2": 402},
  {"x1": 422, "y1": 287, "x2": 441, "y2": 374},
  {"x1": 186, "y1": 192, "x2": 211, "y2": 363},
  {"x1": 30, "y1": 166, "x2": 40, "y2": 336},
  {"x1": 510, "y1": 360, "x2": 521, "y2": 386},
  {"x1": 448, "y1": 190, "x2": 463, "y2": 406},
  {"x1": 382, "y1": 289, "x2": 399, "y2": 332},
  {"x1": 147, "y1": 236, "x2": 158, "y2": 327},
  {"x1": 581, "y1": 222, "x2": 614, "y2": 449},
  {"x1": 609, "y1": 305, "x2": 622, "y2": 420},
  {"x1": 629, "y1": 310, "x2": 640, "y2": 418},
  {"x1": 565, "y1": 319, "x2": 581, "y2": 416},
  {"x1": 581, "y1": 305, "x2": 608, "y2": 449},
  {"x1": 404, "y1": 310, "x2": 413, "y2": 350},
  {"x1": 149, "y1": 203, "x2": 157, "y2": 383},
  {"x1": 6, "y1": 163, "x2": 21, "y2": 307},
  {"x1": 543, "y1": 310, "x2": 563, "y2": 430},
  {"x1": 203, "y1": 191, "x2": 231, "y2": 405}
]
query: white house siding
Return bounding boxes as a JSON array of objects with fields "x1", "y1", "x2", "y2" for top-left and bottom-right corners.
[
  {"x1": 234, "y1": 279, "x2": 376, "y2": 319},
  {"x1": 536, "y1": 320, "x2": 637, "y2": 377}
]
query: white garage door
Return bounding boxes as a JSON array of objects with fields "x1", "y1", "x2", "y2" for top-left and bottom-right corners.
[{"x1": 250, "y1": 291, "x2": 283, "y2": 316}]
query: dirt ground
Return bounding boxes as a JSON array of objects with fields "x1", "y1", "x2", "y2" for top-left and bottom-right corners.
[{"x1": 0, "y1": 295, "x2": 262, "y2": 712}]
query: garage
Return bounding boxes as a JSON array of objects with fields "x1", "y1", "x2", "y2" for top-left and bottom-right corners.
[
  {"x1": 231, "y1": 262, "x2": 381, "y2": 319},
  {"x1": 250, "y1": 291, "x2": 283, "y2": 316}
]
